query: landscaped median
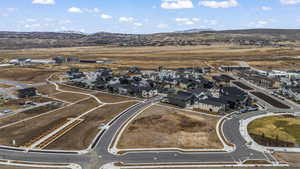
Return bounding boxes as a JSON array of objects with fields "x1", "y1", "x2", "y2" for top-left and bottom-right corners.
[
  {"x1": 248, "y1": 114, "x2": 300, "y2": 148},
  {"x1": 114, "y1": 104, "x2": 229, "y2": 153}
]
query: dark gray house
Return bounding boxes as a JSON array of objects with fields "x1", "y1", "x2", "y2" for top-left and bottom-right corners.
[
  {"x1": 167, "y1": 91, "x2": 196, "y2": 108},
  {"x1": 17, "y1": 87, "x2": 37, "y2": 98}
]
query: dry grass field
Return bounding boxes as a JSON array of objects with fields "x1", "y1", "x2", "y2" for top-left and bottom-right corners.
[
  {"x1": 0, "y1": 67, "x2": 56, "y2": 83},
  {"x1": 93, "y1": 92, "x2": 138, "y2": 103},
  {"x1": 117, "y1": 105, "x2": 222, "y2": 149},
  {"x1": 0, "y1": 98, "x2": 99, "y2": 147},
  {"x1": 36, "y1": 84, "x2": 60, "y2": 95},
  {"x1": 57, "y1": 84, "x2": 95, "y2": 94},
  {"x1": 45, "y1": 101, "x2": 138, "y2": 150},
  {"x1": 1, "y1": 45, "x2": 300, "y2": 70},
  {"x1": 248, "y1": 115, "x2": 300, "y2": 147},
  {"x1": 51, "y1": 92, "x2": 88, "y2": 103}
]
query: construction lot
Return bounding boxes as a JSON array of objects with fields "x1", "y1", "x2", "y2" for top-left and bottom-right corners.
[
  {"x1": 232, "y1": 81, "x2": 254, "y2": 91},
  {"x1": 0, "y1": 102, "x2": 63, "y2": 128},
  {"x1": 248, "y1": 115, "x2": 300, "y2": 147},
  {"x1": 0, "y1": 96, "x2": 54, "y2": 112},
  {"x1": 117, "y1": 105, "x2": 223, "y2": 149},
  {"x1": 251, "y1": 92, "x2": 290, "y2": 109},
  {"x1": 0, "y1": 97, "x2": 99, "y2": 147},
  {"x1": 46, "y1": 101, "x2": 138, "y2": 150}
]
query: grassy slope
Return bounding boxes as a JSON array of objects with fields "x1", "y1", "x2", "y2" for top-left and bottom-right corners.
[{"x1": 248, "y1": 116, "x2": 300, "y2": 145}]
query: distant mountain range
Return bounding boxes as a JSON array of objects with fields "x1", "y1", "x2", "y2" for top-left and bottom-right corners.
[
  {"x1": 174, "y1": 29, "x2": 214, "y2": 33},
  {"x1": 0, "y1": 29, "x2": 300, "y2": 50}
]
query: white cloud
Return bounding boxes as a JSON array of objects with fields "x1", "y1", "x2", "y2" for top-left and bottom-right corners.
[
  {"x1": 161, "y1": 0, "x2": 194, "y2": 9},
  {"x1": 32, "y1": 0, "x2": 55, "y2": 5},
  {"x1": 261, "y1": 6, "x2": 272, "y2": 11},
  {"x1": 280, "y1": 0, "x2": 300, "y2": 5},
  {"x1": 248, "y1": 20, "x2": 269, "y2": 28},
  {"x1": 133, "y1": 22, "x2": 143, "y2": 26},
  {"x1": 25, "y1": 23, "x2": 41, "y2": 28},
  {"x1": 83, "y1": 8, "x2": 100, "y2": 13},
  {"x1": 157, "y1": 24, "x2": 169, "y2": 28},
  {"x1": 119, "y1": 17, "x2": 134, "y2": 22},
  {"x1": 59, "y1": 20, "x2": 72, "y2": 24},
  {"x1": 26, "y1": 18, "x2": 37, "y2": 22},
  {"x1": 199, "y1": 0, "x2": 238, "y2": 8},
  {"x1": 68, "y1": 7, "x2": 83, "y2": 13},
  {"x1": 6, "y1": 8, "x2": 17, "y2": 12},
  {"x1": 176, "y1": 17, "x2": 201, "y2": 25},
  {"x1": 101, "y1": 14, "x2": 112, "y2": 19}
]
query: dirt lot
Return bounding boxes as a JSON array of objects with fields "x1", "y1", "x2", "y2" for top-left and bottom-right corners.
[
  {"x1": 93, "y1": 92, "x2": 138, "y2": 103},
  {"x1": 275, "y1": 152, "x2": 300, "y2": 167},
  {"x1": 117, "y1": 105, "x2": 222, "y2": 149},
  {"x1": 0, "y1": 98, "x2": 99, "y2": 147},
  {"x1": 0, "y1": 67, "x2": 55, "y2": 83},
  {"x1": 45, "y1": 101, "x2": 138, "y2": 150},
  {"x1": 248, "y1": 115, "x2": 300, "y2": 147}
]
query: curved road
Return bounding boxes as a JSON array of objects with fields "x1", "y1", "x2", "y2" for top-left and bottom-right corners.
[{"x1": 0, "y1": 98, "x2": 276, "y2": 169}]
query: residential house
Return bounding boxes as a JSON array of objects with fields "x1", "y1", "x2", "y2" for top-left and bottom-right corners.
[
  {"x1": 17, "y1": 87, "x2": 37, "y2": 98},
  {"x1": 167, "y1": 91, "x2": 196, "y2": 108}
]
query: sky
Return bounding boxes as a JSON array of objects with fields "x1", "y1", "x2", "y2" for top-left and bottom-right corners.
[{"x1": 0, "y1": 0, "x2": 300, "y2": 34}]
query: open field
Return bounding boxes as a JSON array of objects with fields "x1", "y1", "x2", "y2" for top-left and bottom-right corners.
[
  {"x1": 93, "y1": 92, "x2": 138, "y2": 103},
  {"x1": 248, "y1": 115, "x2": 300, "y2": 147},
  {"x1": 117, "y1": 105, "x2": 222, "y2": 149},
  {"x1": 2, "y1": 45, "x2": 300, "y2": 70},
  {"x1": 45, "y1": 101, "x2": 138, "y2": 150},
  {"x1": 0, "y1": 67, "x2": 55, "y2": 83},
  {"x1": 0, "y1": 98, "x2": 99, "y2": 147}
]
